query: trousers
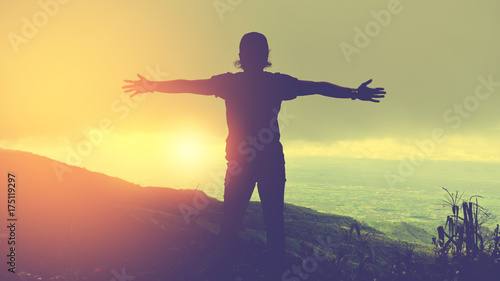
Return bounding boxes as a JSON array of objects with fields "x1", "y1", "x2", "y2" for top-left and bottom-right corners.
[{"x1": 219, "y1": 147, "x2": 287, "y2": 278}]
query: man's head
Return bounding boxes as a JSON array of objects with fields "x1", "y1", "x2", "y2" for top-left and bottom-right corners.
[{"x1": 235, "y1": 32, "x2": 272, "y2": 71}]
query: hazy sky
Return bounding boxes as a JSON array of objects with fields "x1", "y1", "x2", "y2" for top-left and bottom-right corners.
[{"x1": 1, "y1": 0, "x2": 499, "y2": 187}]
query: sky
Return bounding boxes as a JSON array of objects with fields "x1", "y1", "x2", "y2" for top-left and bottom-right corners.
[{"x1": 1, "y1": 0, "x2": 500, "y2": 188}]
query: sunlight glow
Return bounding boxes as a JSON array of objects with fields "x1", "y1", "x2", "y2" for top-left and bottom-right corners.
[{"x1": 176, "y1": 139, "x2": 202, "y2": 164}]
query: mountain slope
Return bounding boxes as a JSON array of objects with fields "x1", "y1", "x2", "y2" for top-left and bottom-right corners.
[{"x1": 0, "y1": 148, "x2": 435, "y2": 281}]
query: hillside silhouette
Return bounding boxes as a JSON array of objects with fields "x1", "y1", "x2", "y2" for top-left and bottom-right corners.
[{"x1": 1, "y1": 148, "x2": 442, "y2": 281}]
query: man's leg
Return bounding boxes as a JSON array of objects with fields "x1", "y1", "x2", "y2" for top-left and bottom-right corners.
[
  {"x1": 220, "y1": 163, "x2": 257, "y2": 244},
  {"x1": 257, "y1": 164, "x2": 286, "y2": 280},
  {"x1": 209, "y1": 163, "x2": 256, "y2": 279}
]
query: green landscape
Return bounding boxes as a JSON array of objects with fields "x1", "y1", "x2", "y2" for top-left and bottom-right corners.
[
  {"x1": 1, "y1": 148, "x2": 499, "y2": 280},
  {"x1": 201, "y1": 156, "x2": 500, "y2": 244}
]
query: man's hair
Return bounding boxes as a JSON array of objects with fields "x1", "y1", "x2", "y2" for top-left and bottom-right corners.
[{"x1": 234, "y1": 32, "x2": 272, "y2": 70}]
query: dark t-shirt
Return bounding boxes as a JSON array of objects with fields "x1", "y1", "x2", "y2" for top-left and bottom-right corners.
[{"x1": 210, "y1": 71, "x2": 300, "y2": 163}]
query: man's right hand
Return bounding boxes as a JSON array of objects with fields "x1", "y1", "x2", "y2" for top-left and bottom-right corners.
[{"x1": 356, "y1": 79, "x2": 386, "y2": 103}]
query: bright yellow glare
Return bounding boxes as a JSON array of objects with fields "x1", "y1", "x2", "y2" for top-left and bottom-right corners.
[
  {"x1": 163, "y1": 130, "x2": 213, "y2": 173},
  {"x1": 176, "y1": 140, "x2": 202, "y2": 164}
]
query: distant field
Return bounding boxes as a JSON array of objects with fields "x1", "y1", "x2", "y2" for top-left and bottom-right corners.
[
  {"x1": 282, "y1": 157, "x2": 500, "y2": 238},
  {"x1": 199, "y1": 156, "x2": 500, "y2": 242}
]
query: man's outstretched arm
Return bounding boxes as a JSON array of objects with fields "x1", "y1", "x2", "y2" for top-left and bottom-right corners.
[
  {"x1": 297, "y1": 79, "x2": 386, "y2": 103},
  {"x1": 123, "y1": 74, "x2": 212, "y2": 97}
]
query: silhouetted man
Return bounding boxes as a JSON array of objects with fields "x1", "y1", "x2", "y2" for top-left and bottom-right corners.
[{"x1": 123, "y1": 32, "x2": 385, "y2": 280}]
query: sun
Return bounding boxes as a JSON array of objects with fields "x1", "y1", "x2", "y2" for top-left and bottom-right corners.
[
  {"x1": 162, "y1": 130, "x2": 219, "y2": 176},
  {"x1": 176, "y1": 140, "x2": 202, "y2": 164}
]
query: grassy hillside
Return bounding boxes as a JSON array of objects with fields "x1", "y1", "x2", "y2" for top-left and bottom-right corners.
[{"x1": 0, "y1": 148, "x2": 497, "y2": 281}]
